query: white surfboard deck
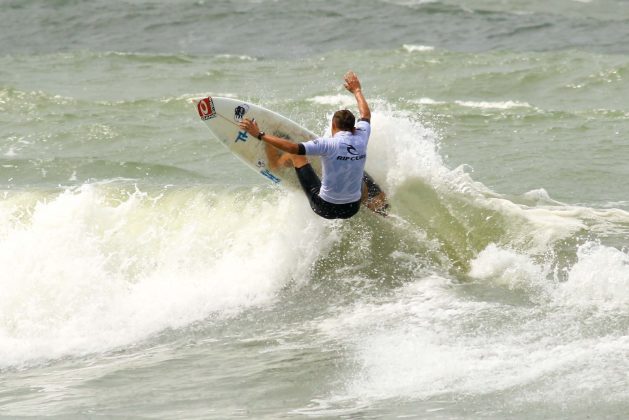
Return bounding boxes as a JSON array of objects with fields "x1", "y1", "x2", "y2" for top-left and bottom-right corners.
[
  {"x1": 197, "y1": 96, "x2": 321, "y2": 188},
  {"x1": 196, "y1": 96, "x2": 388, "y2": 214}
]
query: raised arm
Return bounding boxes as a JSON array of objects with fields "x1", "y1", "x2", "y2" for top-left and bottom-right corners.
[{"x1": 344, "y1": 71, "x2": 371, "y2": 121}]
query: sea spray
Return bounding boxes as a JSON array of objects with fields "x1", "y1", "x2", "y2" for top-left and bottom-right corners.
[{"x1": 0, "y1": 184, "x2": 334, "y2": 368}]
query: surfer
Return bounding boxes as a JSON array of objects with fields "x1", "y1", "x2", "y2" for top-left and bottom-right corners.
[{"x1": 239, "y1": 71, "x2": 387, "y2": 219}]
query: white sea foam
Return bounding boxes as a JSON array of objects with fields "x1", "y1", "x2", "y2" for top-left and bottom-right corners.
[
  {"x1": 408, "y1": 98, "x2": 533, "y2": 110},
  {"x1": 455, "y1": 100, "x2": 532, "y2": 109},
  {"x1": 402, "y1": 44, "x2": 435, "y2": 53},
  {"x1": 557, "y1": 242, "x2": 629, "y2": 310},
  {"x1": 364, "y1": 108, "x2": 444, "y2": 190},
  {"x1": 317, "y1": 274, "x2": 629, "y2": 408},
  {"x1": 215, "y1": 54, "x2": 257, "y2": 61},
  {"x1": 307, "y1": 94, "x2": 356, "y2": 107},
  {"x1": 521, "y1": 188, "x2": 561, "y2": 204},
  {"x1": 0, "y1": 185, "x2": 334, "y2": 368},
  {"x1": 408, "y1": 97, "x2": 446, "y2": 105},
  {"x1": 468, "y1": 243, "x2": 548, "y2": 293},
  {"x1": 469, "y1": 240, "x2": 629, "y2": 311}
]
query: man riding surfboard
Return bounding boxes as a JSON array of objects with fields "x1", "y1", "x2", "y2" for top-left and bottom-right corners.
[{"x1": 239, "y1": 71, "x2": 387, "y2": 219}]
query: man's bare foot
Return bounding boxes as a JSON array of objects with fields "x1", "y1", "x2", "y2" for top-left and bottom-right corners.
[
  {"x1": 362, "y1": 191, "x2": 389, "y2": 215},
  {"x1": 361, "y1": 175, "x2": 389, "y2": 216}
]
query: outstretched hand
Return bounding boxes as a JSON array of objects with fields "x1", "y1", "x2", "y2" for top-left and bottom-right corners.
[{"x1": 343, "y1": 71, "x2": 362, "y2": 94}]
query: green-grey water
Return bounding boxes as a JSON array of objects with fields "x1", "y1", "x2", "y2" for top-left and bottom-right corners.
[{"x1": 1, "y1": 1, "x2": 628, "y2": 418}]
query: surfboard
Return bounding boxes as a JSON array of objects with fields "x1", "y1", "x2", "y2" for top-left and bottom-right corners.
[{"x1": 196, "y1": 96, "x2": 388, "y2": 215}]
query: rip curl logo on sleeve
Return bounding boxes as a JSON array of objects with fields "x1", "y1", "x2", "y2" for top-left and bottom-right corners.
[
  {"x1": 197, "y1": 97, "x2": 216, "y2": 120},
  {"x1": 234, "y1": 104, "x2": 249, "y2": 121}
]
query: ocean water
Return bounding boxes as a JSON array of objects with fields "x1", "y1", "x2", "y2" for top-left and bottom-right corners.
[{"x1": 1, "y1": 0, "x2": 628, "y2": 418}]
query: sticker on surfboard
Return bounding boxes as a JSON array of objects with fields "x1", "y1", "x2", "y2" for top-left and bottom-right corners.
[
  {"x1": 233, "y1": 104, "x2": 249, "y2": 121},
  {"x1": 197, "y1": 97, "x2": 216, "y2": 120}
]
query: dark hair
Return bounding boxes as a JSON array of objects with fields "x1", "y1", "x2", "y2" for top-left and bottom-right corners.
[{"x1": 333, "y1": 109, "x2": 355, "y2": 133}]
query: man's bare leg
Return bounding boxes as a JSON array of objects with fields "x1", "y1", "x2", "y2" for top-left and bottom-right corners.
[
  {"x1": 287, "y1": 154, "x2": 309, "y2": 169},
  {"x1": 264, "y1": 144, "x2": 284, "y2": 171},
  {"x1": 265, "y1": 143, "x2": 309, "y2": 170}
]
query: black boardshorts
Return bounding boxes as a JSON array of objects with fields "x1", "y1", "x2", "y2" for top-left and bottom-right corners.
[{"x1": 295, "y1": 164, "x2": 360, "y2": 220}]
